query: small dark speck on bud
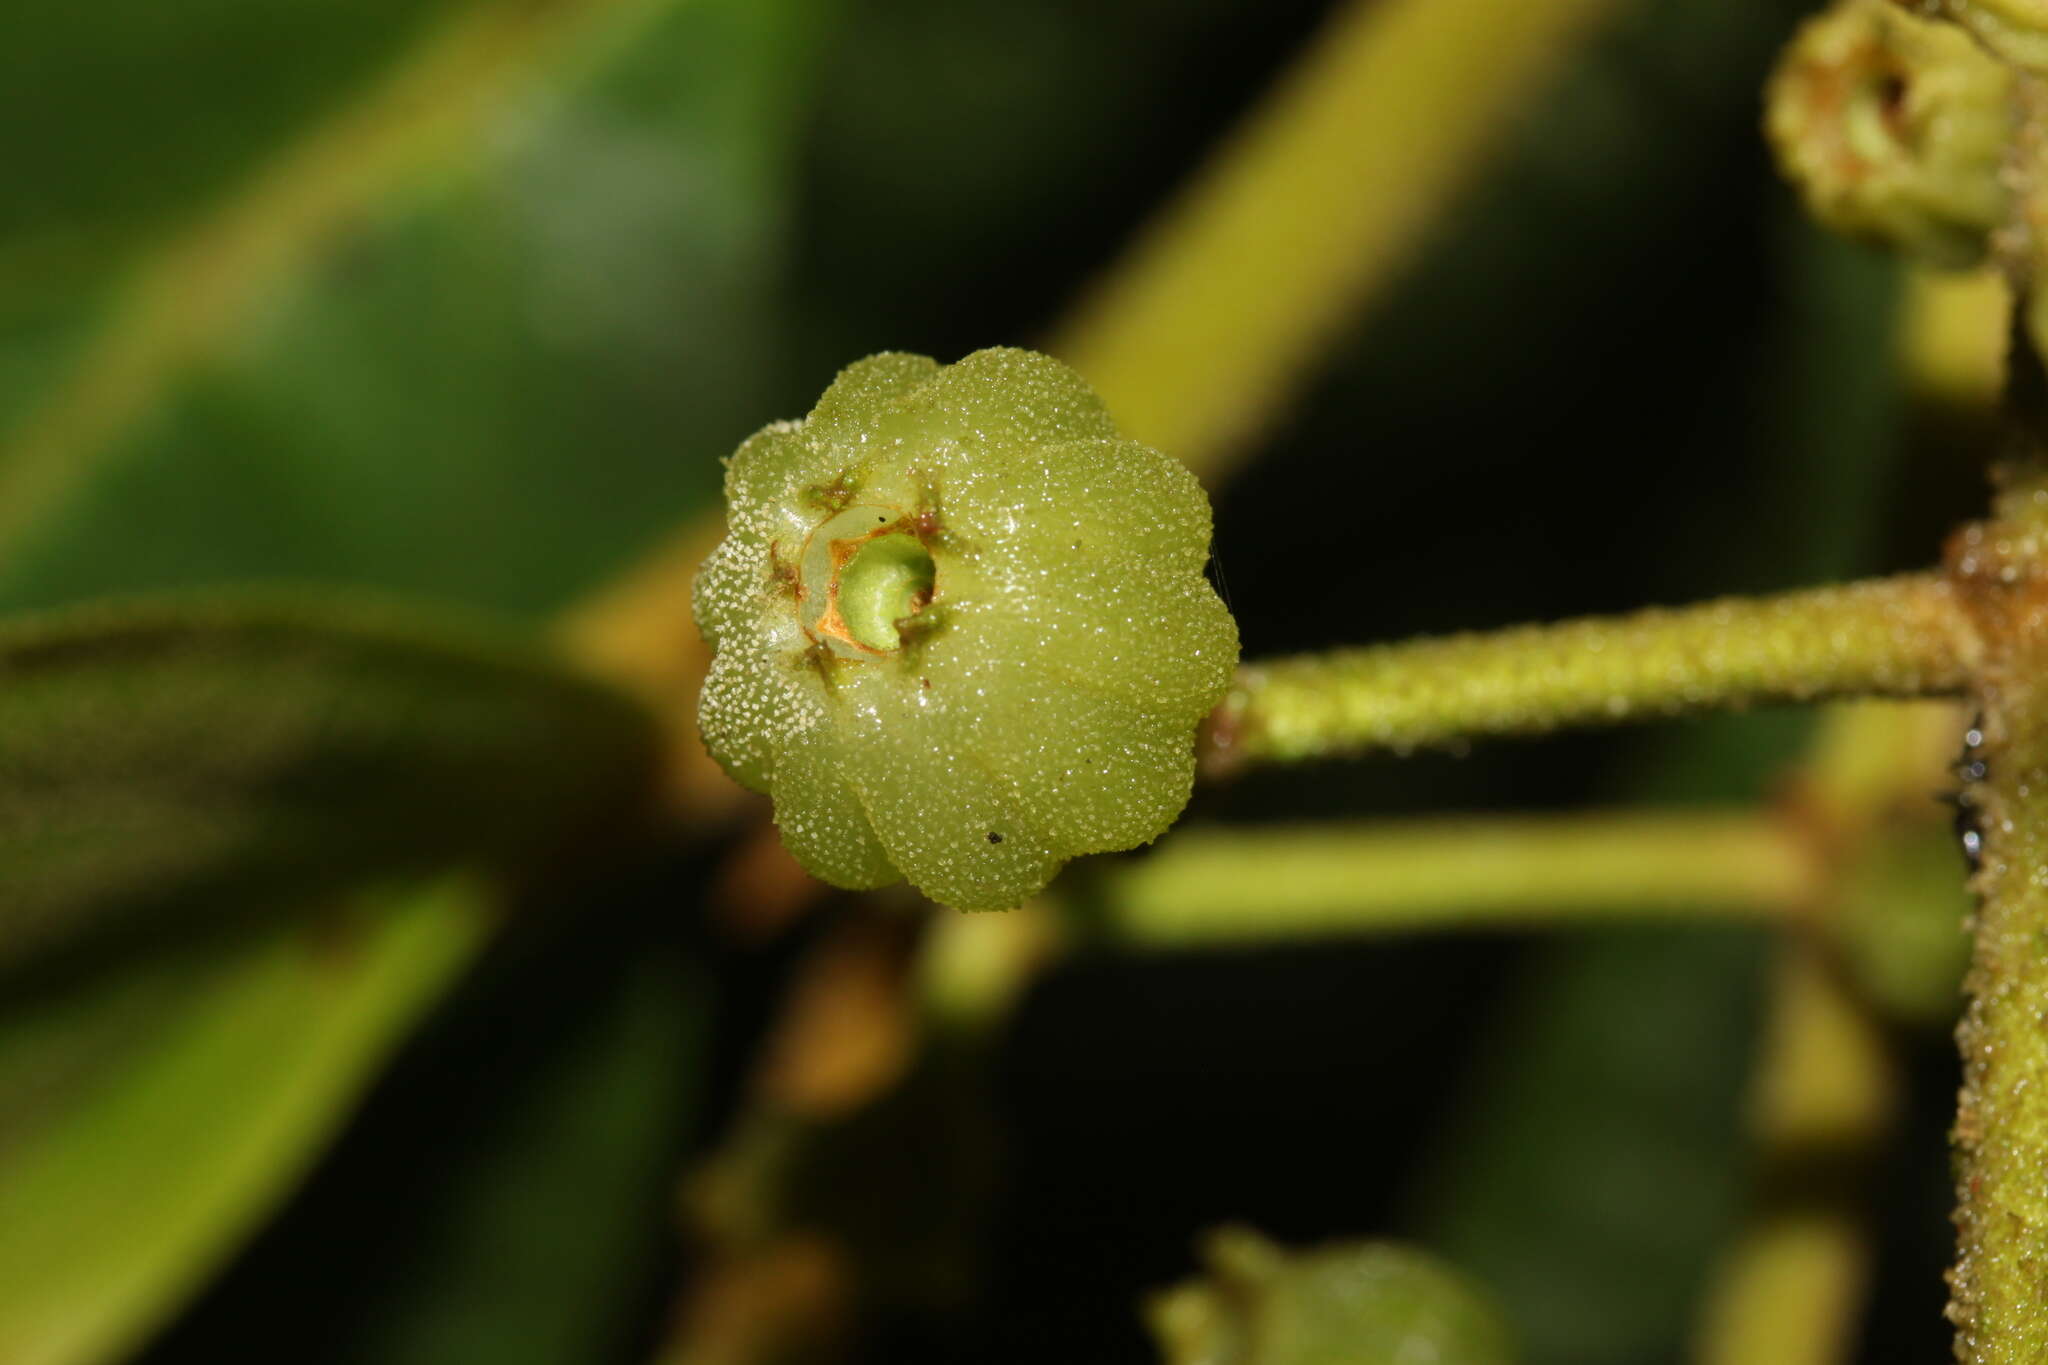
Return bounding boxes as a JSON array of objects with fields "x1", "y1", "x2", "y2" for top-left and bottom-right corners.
[{"x1": 986, "y1": 831, "x2": 1003, "y2": 844}]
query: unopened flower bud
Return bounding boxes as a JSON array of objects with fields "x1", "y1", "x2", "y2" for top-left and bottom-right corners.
[
  {"x1": 694, "y1": 349, "x2": 1238, "y2": 910},
  {"x1": 1768, "y1": 0, "x2": 2012, "y2": 268}
]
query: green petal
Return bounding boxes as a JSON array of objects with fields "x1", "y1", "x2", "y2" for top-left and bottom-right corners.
[
  {"x1": 832, "y1": 667, "x2": 1063, "y2": 909},
  {"x1": 950, "y1": 557, "x2": 1238, "y2": 713},
  {"x1": 805, "y1": 352, "x2": 943, "y2": 448},
  {"x1": 920, "y1": 649, "x2": 1197, "y2": 856},
  {"x1": 724, "y1": 425, "x2": 843, "y2": 550},
  {"x1": 946, "y1": 437, "x2": 1214, "y2": 572},
  {"x1": 688, "y1": 535, "x2": 764, "y2": 653},
  {"x1": 919, "y1": 347, "x2": 1118, "y2": 446},
  {"x1": 695, "y1": 629, "x2": 822, "y2": 795},
  {"x1": 769, "y1": 732, "x2": 898, "y2": 889}
]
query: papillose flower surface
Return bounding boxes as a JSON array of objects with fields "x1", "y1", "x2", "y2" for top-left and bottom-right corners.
[
  {"x1": 693, "y1": 348, "x2": 1239, "y2": 909},
  {"x1": 1912, "y1": 0, "x2": 2048, "y2": 69},
  {"x1": 1768, "y1": 0, "x2": 2011, "y2": 270}
]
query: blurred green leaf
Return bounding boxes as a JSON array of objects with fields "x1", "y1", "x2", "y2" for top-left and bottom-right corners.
[
  {"x1": 307, "y1": 948, "x2": 709, "y2": 1365},
  {"x1": 0, "y1": 0, "x2": 703, "y2": 567},
  {"x1": 0, "y1": 0, "x2": 445, "y2": 293},
  {"x1": 0, "y1": 0, "x2": 831, "y2": 1357},
  {"x1": 1414, "y1": 930, "x2": 1766, "y2": 1365},
  {"x1": 0, "y1": 875, "x2": 492, "y2": 1365},
  {"x1": 0, "y1": 0, "x2": 454, "y2": 442},
  {"x1": 0, "y1": 0, "x2": 831, "y2": 618},
  {"x1": 0, "y1": 591, "x2": 655, "y2": 977},
  {"x1": 130, "y1": 932, "x2": 715, "y2": 1365},
  {"x1": 1146, "y1": 1226, "x2": 1519, "y2": 1365}
]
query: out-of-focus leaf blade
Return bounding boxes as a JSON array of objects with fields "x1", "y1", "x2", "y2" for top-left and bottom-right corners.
[
  {"x1": 0, "y1": 1, "x2": 826, "y2": 1358},
  {"x1": 0, "y1": 0, "x2": 446, "y2": 294},
  {"x1": 287, "y1": 946, "x2": 708, "y2": 1365},
  {"x1": 0, "y1": 591, "x2": 656, "y2": 975},
  {"x1": 0, "y1": 0, "x2": 830, "y2": 619},
  {"x1": 0, "y1": 875, "x2": 492, "y2": 1365},
  {"x1": 1414, "y1": 930, "x2": 1765, "y2": 1365},
  {"x1": 0, "y1": 0, "x2": 453, "y2": 438},
  {"x1": 0, "y1": 0, "x2": 694, "y2": 568},
  {"x1": 123, "y1": 887, "x2": 713, "y2": 1365}
]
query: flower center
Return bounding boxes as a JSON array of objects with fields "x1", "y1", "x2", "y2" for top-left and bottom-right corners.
[{"x1": 799, "y1": 504, "x2": 935, "y2": 659}]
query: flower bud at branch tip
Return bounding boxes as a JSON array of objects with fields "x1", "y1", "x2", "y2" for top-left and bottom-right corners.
[
  {"x1": 1769, "y1": 0, "x2": 2013, "y2": 269},
  {"x1": 693, "y1": 348, "x2": 1238, "y2": 910}
]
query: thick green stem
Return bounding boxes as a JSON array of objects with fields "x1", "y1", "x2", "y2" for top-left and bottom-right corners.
[
  {"x1": 1946, "y1": 69, "x2": 2048, "y2": 1361},
  {"x1": 1203, "y1": 574, "x2": 1974, "y2": 773},
  {"x1": 1099, "y1": 812, "x2": 1821, "y2": 945},
  {"x1": 1945, "y1": 487, "x2": 2048, "y2": 1361}
]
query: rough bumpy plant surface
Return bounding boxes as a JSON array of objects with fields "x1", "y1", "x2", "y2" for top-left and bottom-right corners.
[
  {"x1": 1915, "y1": 0, "x2": 2048, "y2": 69},
  {"x1": 1767, "y1": 0, "x2": 2012, "y2": 269},
  {"x1": 692, "y1": 347, "x2": 1238, "y2": 909}
]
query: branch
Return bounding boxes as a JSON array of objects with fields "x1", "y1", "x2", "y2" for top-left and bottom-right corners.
[
  {"x1": 1098, "y1": 811, "x2": 1822, "y2": 946},
  {"x1": 1203, "y1": 574, "x2": 1974, "y2": 773}
]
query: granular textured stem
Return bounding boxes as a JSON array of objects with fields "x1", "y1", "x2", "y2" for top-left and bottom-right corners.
[
  {"x1": 1204, "y1": 574, "x2": 1974, "y2": 772},
  {"x1": 1944, "y1": 468, "x2": 2048, "y2": 1365}
]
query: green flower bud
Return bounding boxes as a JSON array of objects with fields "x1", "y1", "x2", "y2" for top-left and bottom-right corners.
[
  {"x1": 1767, "y1": 0, "x2": 2012, "y2": 269},
  {"x1": 1146, "y1": 1226, "x2": 1518, "y2": 1365},
  {"x1": 693, "y1": 348, "x2": 1238, "y2": 910}
]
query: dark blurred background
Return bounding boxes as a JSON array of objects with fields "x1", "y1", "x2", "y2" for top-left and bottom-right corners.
[{"x1": 0, "y1": 0, "x2": 1986, "y2": 1361}]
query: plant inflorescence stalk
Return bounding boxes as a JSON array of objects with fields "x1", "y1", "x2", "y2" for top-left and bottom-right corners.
[
  {"x1": 1101, "y1": 812, "x2": 1821, "y2": 945},
  {"x1": 1943, "y1": 463, "x2": 2048, "y2": 1364},
  {"x1": 1203, "y1": 574, "x2": 1975, "y2": 773},
  {"x1": 1942, "y1": 64, "x2": 2048, "y2": 1358}
]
